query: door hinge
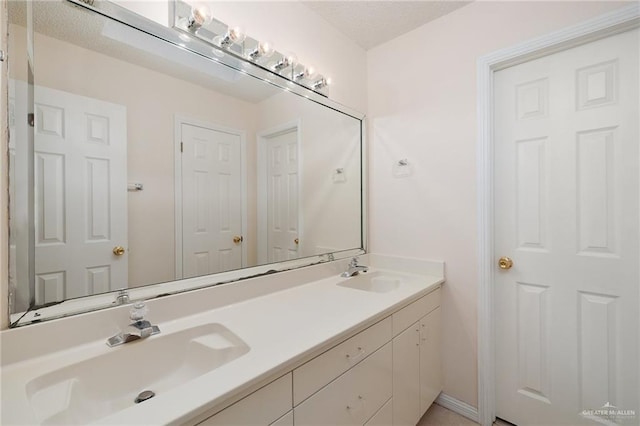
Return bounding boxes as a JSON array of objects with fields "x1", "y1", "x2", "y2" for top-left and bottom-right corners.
[
  {"x1": 180, "y1": 142, "x2": 183, "y2": 153},
  {"x1": 27, "y1": 113, "x2": 34, "y2": 127},
  {"x1": 0, "y1": 50, "x2": 6, "y2": 62}
]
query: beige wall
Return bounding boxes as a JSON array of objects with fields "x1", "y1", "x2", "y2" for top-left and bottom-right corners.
[
  {"x1": 10, "y1": 25, "x2": 260, "y2": 288},
  {"x1": 367, "y1": 1, "x2": 632, "y2": 408}
]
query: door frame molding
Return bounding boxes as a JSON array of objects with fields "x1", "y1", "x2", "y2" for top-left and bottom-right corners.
[
  {"x1": 174, "y1": 115, "x2": 248, "y2": 279},
  {"x1": 256, "y1": 120, "x2": 303, "y2": 264},
  {"x1": 476, "y1": 5, "x2": 639, "y2": 425}
]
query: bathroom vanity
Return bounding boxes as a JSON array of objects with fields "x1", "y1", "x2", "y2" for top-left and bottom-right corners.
[
  {"x1": 0, "y1": 255, "x2": 444, "y2": 425},
  {"x1": 2, "y1": 1, "x2": 444, "y2": 424}
]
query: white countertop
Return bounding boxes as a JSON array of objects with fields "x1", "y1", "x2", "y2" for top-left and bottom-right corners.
[{"x1": 1, "y1": 255, "x2": 444, "y2": 425}]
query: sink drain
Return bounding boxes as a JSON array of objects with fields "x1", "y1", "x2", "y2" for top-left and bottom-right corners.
[{"x1": 134, "y1": 390, "x2": 156, "y2": 404}]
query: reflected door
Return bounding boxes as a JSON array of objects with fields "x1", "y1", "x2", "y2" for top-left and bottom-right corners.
[
  {"x1": 181, "y1": 123, "x2": 242, "y2": 277},
  {"x1": 30, "y1": 86, "x2": 128, "y2": 304},
  {"x1": 266, "y1": 129, "x2": 299, "y2": 262},
  {"x1": 494, "y1": 29, "x2": 639, "y2": 424}
]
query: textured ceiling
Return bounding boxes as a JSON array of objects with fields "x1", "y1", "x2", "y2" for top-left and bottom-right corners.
[{"x1": 303, "y1": 1, "x2": 472, "y2": 50}]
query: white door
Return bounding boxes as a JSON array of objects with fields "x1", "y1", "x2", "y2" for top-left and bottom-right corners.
[
  {"x1": 31, "y1": 86, "x2": 128, "y2": 304},
  {"x1": 495, "y1": 29, "x2": 639, "y2": 425},
  {"x1": 265, "y1": 129, "x2": 299, "y2": 262},
  {"x1": 180, "y1": 123, "x2": 243, "y2": 278}
]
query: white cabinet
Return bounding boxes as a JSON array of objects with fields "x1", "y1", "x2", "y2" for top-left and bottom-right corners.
[
  {"x1": 391, "y1": 289, "x2": 442, "y2": 425},
  {"x1": 197, "y1": 286, "x2": 441, "y2": 426},
  {"x1": 294, "y1": 343, "x2": 393, "y2": 426},
  {"x1": 198, "y1": 373, "x2": 292, "y2": 426},
  {"x1": 392, "y1": 322, "x2": 421, "y2": 426},
  {"x1": 419, "y1": 307, "x2": 442, "y2": 413}
]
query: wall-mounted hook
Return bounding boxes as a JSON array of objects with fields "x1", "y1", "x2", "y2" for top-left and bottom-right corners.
[
  {"x1": 333, "y1": 167, "x2": 346, "y2": 183},
  {"x1": 128, "y1": 183, "x2": 144, "y2": 191},
  {"x1": 393, "y1": 158, "x2": 412, "y2": 178}
]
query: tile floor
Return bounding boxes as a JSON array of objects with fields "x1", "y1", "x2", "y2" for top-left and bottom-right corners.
[
  {"x1": 418, "y1": 404, "x2": 513, "y2": 426},
  {"x1": 418, "y1": 404, "x2": 479, "y2": 425}
]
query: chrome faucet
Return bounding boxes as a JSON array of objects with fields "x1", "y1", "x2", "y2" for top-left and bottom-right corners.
[
  {"x1": 107, "y1": 301, "x2": 160, "y2": 347},
  {"x1": 341, "y1": 257, "x2": 368, "y2": 277}
]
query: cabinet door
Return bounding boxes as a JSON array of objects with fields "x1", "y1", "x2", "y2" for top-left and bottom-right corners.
[
  {"x1": 392, "y1": 321, "x2": 420, "y2": 426},
  {"x1": 419, "y1": 306, "x2": 442, "y2": 415}
]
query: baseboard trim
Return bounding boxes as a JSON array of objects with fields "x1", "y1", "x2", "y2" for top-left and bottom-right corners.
[{"x1": 435, "y1": 392, "x2": 480, "y2": 423}]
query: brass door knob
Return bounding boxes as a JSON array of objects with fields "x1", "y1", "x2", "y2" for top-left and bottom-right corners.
[
  {"x1": 294, "y1": 238, "x2": 299, "y2": 245},
  {"x1": 233, "y1": 236, "x2": 243, "y2": 244},
  {"x1": 113, "y1": 246, "x2": 125, "y2": 256},
  {"x1": 498, "y1": 256, "x2": 513, "y2": 270}
]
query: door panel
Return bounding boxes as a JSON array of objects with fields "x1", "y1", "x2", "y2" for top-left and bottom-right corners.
[
  {"x1": 420, "y1": 307, "x2": 442, "y2": 414},
  {"x1": 32, "y1": 86, "x2": 128, "y2": 303},
  {"x1": 181, "y1": 123, "x2": 242, "y2": 277},
  {"x1": 392, "y1": 321, "x2": 420, "y2": 426},
  {"x1": 494, "y1": 29, "x2": 639, "y2": 425},
  {"x1": 266, "y1": 129, "x2": 299, "y2": 262}
]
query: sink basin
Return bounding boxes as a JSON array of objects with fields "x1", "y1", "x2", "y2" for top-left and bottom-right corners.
[
  {"x1": 25, "y1": 323, "x2": 249, "y2": 425},
  {"x1": 338, "y1": 274, "x2": 403, "y2": 293}
]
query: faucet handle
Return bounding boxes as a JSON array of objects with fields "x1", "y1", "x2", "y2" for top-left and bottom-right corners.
[
  {"x1": 129, "y1": 301, "x2": 148, "y2": 322},
  {"x1": 350, "y1": 257, "x2": 359, "y2": 267}
]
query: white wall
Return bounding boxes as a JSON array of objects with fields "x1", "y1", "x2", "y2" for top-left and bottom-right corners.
[{"x1": 367, "y1": 0, "x2": 633, "y2": 408}]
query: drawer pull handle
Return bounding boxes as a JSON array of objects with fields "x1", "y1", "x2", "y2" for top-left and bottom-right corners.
[
  {"x1": 345, "y1": 347, "x2": 365, "y2": 361},
  {"x1": 346, "y1": 395, "x2": 364, "y2": 410}
]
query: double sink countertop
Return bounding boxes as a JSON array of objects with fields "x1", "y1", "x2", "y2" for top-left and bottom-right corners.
[{"x1": 1, "y1": 254, "x2": 444, "y2": 425}]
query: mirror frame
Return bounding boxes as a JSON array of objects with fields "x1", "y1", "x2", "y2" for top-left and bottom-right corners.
[{"x1": 8, "y1": 0, "x2": 367, "y2": 327}]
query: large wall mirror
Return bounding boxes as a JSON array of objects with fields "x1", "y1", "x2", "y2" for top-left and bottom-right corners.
[{"x1": 7, "y1": 0, "x2": 364, "y2": 325}]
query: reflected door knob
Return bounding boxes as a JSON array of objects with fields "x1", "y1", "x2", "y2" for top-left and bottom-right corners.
[
  {"x1": 294, "y1": 238, "x2": 299, "y2": 245},
  {"x1": 498, "y1": 256, "x2": 513, "y2": 270},
  {"x1": 233, "y1": 236, "x2": 243, "y2": 244},
  {"x1": 113, "y1": 246, "x2": 126, "y2": 256}
]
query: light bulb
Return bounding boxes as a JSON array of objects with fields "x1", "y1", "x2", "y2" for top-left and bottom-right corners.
[
  {"x1": 217, "y1": 26, "x2": 246, "y2": 48},
  {"x1": 229, "y1": 26, "x2": 246, "y2": 43},
  {"x1": 186, "y1": 3, "x2": 212, "y2": 31},
  {"x1": 272, "y1": 52, "x2": 297, "y2": 71},
  {"x1": 312, "y1": 76, "x2": 331, "y2": 90},
  {"x1": 247, "y1": 41, "x2": 274, "y2": 60},
  {"x1": 294, "y1": 65, "x2": 316, "y2": 81}
]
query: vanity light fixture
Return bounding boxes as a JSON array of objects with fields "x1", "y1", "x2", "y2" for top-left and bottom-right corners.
[
  {"x1": 247, "y1": 41, "x2": 274, "y2": 61},
  {"x1": 174, "y1": 0, "x2": 332, "y2": 96},
  {"x1": 185, "y1": 3, "x2": 212, "y2": 32},
  {"x1": 215, "y1": 26, "x2": 246, "y2": 48}
]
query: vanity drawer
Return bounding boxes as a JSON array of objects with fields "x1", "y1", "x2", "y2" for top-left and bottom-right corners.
[
  {"x1": 198, "y1": 373, "x2": 292, "y2": 425},
  {"x1": 294, "y1": 342, "x2": 392, "y2": 426},
  {"x1": 392, "y1": 287, "x2": 441, "y2": 336},
  {"x1": 293, "y1": 317, "x2": 392, "y2": 405}
]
